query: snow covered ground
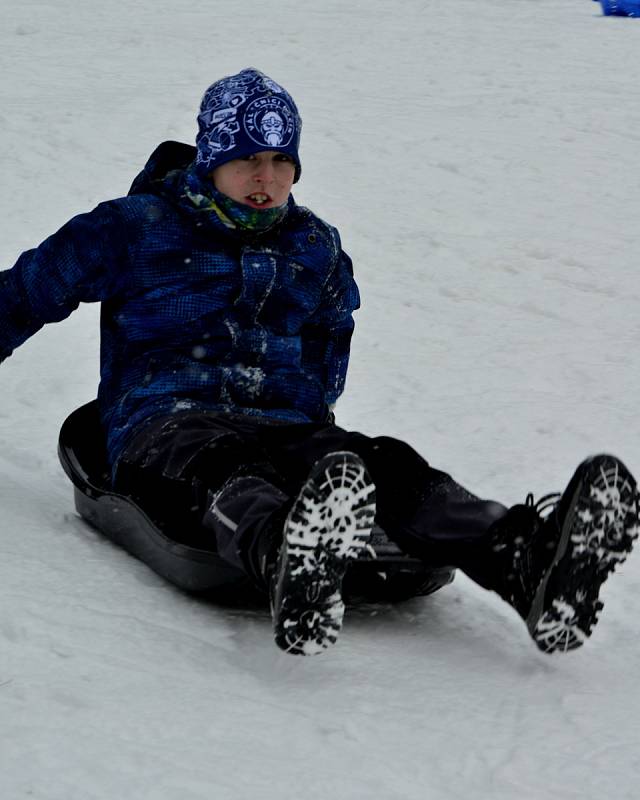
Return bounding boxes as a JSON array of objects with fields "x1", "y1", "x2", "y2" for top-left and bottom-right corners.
[{"x1": 2, "y1": 1, "x2": 640, "y2": 797}]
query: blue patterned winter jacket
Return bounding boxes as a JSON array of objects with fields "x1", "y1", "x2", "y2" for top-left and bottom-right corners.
[{"x1": 0, "y1": 142, "x2": 360, "y2": 467}]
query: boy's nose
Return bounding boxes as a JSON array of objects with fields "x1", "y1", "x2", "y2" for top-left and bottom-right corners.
[{"x1": 253, "y1": 161, "x2": 275, "y2": 183}]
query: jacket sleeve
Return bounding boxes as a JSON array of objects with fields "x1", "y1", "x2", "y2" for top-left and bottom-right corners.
[
  {"x1": 0, "y1": 201, "x2": 130, "y2": 362},
  {"x1": 301, "y1": 242, "x2": 360, "y2": 406}
]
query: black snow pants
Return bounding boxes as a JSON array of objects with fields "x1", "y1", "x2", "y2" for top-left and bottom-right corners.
[{"x1": 113, "y1": 412, "x2": 508, "y2": 592}]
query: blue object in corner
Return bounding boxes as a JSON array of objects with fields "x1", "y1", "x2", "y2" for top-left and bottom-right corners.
[{"x1": 598, "y1": 0, "x2": 640, "y2": 16}]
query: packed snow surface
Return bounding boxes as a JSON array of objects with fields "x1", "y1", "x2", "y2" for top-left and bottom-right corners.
[{"x1": 2, "y1": 1, "x2": 640, "y2": 798}]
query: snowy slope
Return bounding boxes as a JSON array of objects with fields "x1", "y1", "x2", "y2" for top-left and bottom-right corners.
[{"x1": 1, "y1": 1, "x2": 640, "y2": 798}]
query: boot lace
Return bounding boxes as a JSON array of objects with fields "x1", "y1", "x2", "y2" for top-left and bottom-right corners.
[
  {"x1": 524, "y1": 492, "x2": 561, "y2": 519},
  {"x1": 494, "y1": 492, "x2": 562, "y2": 617}
]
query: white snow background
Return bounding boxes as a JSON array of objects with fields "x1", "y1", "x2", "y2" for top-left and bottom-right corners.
[{"x1": 1, "y1": 1, "x2": 639, "y2": 798}]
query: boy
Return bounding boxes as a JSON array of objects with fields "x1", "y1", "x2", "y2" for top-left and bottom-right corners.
[{"x1": 1, "y1": 68, "x2": 638, "y2": 656}]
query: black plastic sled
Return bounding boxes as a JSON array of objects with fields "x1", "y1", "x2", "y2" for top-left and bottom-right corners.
[{"x1": 58, "y1": 401, "x2": 455, "y2": 602}]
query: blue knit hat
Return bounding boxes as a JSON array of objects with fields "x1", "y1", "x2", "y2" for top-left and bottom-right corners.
[{"x1": 195, "y1": 68, "x2": 302, "y2": 182}]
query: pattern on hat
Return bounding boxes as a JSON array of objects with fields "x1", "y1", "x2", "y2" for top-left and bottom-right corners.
[{"x1": 195, "y1": 68, "x2": 301, "y2": 180}]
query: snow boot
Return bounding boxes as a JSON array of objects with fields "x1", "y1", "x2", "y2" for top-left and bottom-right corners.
[
  {"x1": 270, "y1": 451, "x2": 376, "y2": 656},
  {"x1": 489, "y1": 454, "x2": 639, "y2": 653}
]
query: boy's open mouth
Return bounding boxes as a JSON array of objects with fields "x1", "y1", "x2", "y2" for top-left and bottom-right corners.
[{"x1": 246, "y1": 192, "x2": 272, "y2": 207}]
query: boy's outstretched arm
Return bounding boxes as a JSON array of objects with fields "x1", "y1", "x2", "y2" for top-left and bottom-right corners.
[{"x1": 0, "y1": 202, "x2": 129, "y2": 363}]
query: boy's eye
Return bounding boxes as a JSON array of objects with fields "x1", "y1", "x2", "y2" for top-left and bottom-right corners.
[{"x1": 239, "y1": 153, "x2": 294, "y2": 165}]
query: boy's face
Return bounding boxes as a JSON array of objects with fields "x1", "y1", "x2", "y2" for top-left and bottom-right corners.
[{"x1": 211, "y1": 151, "x2": 296, "y2": 209}]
